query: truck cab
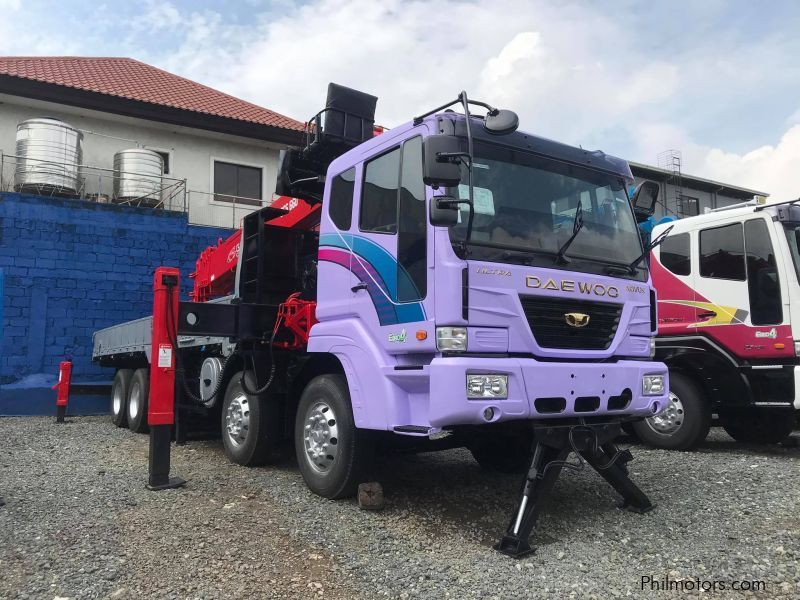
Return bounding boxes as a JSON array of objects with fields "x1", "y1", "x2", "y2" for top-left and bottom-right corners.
[
  {"x1": 307, "y1": 109, "x2": 668, "y2": 460},
  {"x1": 638, "y1": 202, "x2": 800, "y2": 448}
]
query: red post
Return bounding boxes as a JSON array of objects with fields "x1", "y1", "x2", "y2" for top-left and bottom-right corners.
[
  {"x1": 149, "y1": 267, "x2": 179, "y2": 427},
  {"x1": 146, "y1": 267, "x2": 185, "y2": 491},
  {"x1": 52, "y1": 360, "x2": 72, "y2": 423}
]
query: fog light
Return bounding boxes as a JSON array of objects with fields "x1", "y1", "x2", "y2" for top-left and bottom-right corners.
[
  {"x1": 642, "y1": 374, "x2": 665, "y2": 396},
  {"x1": 437, "y1": 327, "x2": 467, "y2": 352},
  {"x1": 482, "y1": 407, "x2": 495, "y2": 421},
  {"x1": 466, "y1": 374, "x2": 508, "y2": 399}
]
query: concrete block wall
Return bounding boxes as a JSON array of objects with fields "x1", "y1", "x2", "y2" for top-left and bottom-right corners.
[{"x1": 0, "y1": 192, "x2": 233, "y2": 412}]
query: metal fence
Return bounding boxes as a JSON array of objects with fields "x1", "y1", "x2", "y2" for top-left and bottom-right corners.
[
  {"x1": 185, "y1": 190, "x2": 264, "y2": 229},
  {"x1": 0, "y1": 151, "x2": 187, "y2": 212}
]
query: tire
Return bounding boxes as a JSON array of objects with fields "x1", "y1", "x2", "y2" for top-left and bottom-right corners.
[
  {"x1": 720, "y1": 408, "x2": 797, "y2": 444},
  {"x1": 632, "y1": 371, "x2": 710, "y2": 450},
  {"x1": 295, "y1": 374, "x2": 372, "y2": 499},
  {"x1": 470, "y1": 432, "x2": 532, "y2": 474},
  {"x1": 221, "y1": 371, "x2": 282, "y2": 466},
  {"x1": 111, "y1": 369, "x2": 133, "y2": 428},
  {"x1": 127, "y1": 368, "x2": 150, "y2": 434}
]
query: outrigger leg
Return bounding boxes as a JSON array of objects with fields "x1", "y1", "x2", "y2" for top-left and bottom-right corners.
[{"x1": 495, "y1": 424, "x2": 654, "y2": 559}]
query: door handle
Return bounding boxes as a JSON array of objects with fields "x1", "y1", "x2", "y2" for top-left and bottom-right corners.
[
  {"x1": 351, "y1": 282, "x2": 368, "y2": 293},
  {"x1": 697, "y1": 311, "x2": 717, "y2": 320}
]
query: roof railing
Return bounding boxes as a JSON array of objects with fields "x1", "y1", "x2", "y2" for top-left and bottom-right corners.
[{"x1": 708, "y1": 200, "x2": 759, "y2": 213}]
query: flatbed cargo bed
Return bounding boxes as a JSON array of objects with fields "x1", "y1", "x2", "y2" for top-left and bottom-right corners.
[{"x1": 92, "y1": 297, "x2": 234, "y2": 365}]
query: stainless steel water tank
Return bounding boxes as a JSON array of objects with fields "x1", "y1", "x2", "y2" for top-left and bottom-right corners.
[
  {"x1": 113, "y1": 149, "x2": 163, "y2": 205},
  {"x1": 14, "y1": 118, "x2": 83, "y2": 195}
]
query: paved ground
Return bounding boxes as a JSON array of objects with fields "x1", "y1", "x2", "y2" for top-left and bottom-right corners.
[{"x1": 0, "y1": 416, "x2": 798, "y2": 599}]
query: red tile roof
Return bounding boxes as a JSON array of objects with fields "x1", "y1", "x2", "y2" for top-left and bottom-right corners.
[{"x1": 0, "y1": 56, "x2": 305, "y2": 132}]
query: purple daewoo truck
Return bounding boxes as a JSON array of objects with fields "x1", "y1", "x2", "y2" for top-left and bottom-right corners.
[{"x1": 93, "y1": 85, "x2": 669, "y2": 557}]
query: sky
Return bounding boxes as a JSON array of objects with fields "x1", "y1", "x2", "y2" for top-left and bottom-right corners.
[{"x1": 2, "y1": 0, "x2": 800, "y2": 199}]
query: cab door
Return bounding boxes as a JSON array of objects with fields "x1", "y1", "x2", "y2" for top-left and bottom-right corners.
[
  {"x1": 695, "y1": 217, "x2": 791, "y2": 358},
  {"x1": 351, "y1": 135, "x2": 436, "y2": 354}
]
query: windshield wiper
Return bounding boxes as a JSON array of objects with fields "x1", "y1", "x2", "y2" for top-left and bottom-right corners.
[
  {"x1": 555, "y1": 200, "x2": 584, "y2": 264},
  {"x1": 606, "y1": 224, "x2": 675, "y2": 275},
  {"x1": 467, "y1": 240, "x2": 555, "y2": 263}
]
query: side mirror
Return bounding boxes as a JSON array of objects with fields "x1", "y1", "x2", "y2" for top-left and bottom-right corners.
[
  {"x1": 631, "y1": 180, "x2": 659, "y2": 216},
  {"x1": 484, "y1": 109, "x2": 519, "y2": 135},
  {"x1": 429, "y1": 195, "x2": 459, "y2": 227},
  {"x1": 423, "y1": 135, "x2": 462, "y2": 188}
]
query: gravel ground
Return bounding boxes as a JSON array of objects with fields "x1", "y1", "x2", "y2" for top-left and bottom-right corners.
[{"x1": 0, "y1": 416, "x2": 798, "y2": 599}]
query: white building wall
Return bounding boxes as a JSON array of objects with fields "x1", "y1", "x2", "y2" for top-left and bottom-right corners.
[
  {"x1": 0, "y1": 94, "x2": 287, "y2": 228},
  {"x1": 633, "y1": 175, "x2": 751, "y2": 221}
]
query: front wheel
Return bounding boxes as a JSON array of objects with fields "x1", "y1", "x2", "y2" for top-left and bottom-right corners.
[
  {"x1": 720, "y1": 408, "x2": 797, "y2": 444},
  {"x1": 632, "y1": 371, "x2": 710, "y2": 450},
  {"x1": 295, "y1": 374, "x2": 373, "y2": 499}
]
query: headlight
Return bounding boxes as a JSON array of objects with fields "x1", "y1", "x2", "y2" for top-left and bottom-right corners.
[
  {"x1": 649, "y1": 337, "x2": 656, "y2": 359},
  {"x1": 466, "y1": 374, "x2": 508, "y2": 399},
  {"x1": 794, "y1": 341, "x2": 800, "y2": 357},
  {"x1": 436, "y1": 327, "x2": 467, "y2": 352},
  {"x1": 642, "y1": 374, "x2": 665, "y2": 396}
]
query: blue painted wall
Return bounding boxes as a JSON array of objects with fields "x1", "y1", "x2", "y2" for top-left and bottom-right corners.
[{"x1": 0, "y1": 192, "x2": 233, "y2": 414}]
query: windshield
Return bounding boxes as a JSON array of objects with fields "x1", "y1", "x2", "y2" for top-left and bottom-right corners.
[
  {"x1": 448, "y1": 139, "x2": 644, "y2": 274},
  {"x1": 783, "y1": 224, "x2": 800, "y2": 283}
]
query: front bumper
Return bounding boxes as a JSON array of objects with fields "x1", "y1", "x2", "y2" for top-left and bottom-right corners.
[{"x1": 428, "y1": 356, "x2": 669, "y2": 427}]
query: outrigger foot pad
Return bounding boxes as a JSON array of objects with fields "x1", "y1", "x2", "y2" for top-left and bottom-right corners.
[
  {"x1": 146, "y1": 476, "x2": 187, "y2": 491},
  {"x1": 495, "y1": 424, "x2": 653, "y2": 558}
]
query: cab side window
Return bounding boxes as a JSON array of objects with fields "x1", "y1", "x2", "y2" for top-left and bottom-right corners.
[
  {"x1": 700, "y1": 223, "x2": 745, "y2": 280},
  {"x1": 360, "y1": 148, "x2": 400, "y2": 233},
  {"x1": 328, "y1": 167, "x2": 356, "y2": 230},
  {"x1": 745, "y1": 219, "x2": 782, "y2": 325},
  {"x1": 660, "y1": 232, "x2": 690, "y2": 276},
  {"x1": 398, "y1": 137, "x2": 426, "y2": 301}
]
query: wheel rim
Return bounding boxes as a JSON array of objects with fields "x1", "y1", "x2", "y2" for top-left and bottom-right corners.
[
  {"x1": 225, "y1": 393, "x2": 250, "y2": 447},
  {"x1": 112, "y1": 383, "x2": 123, "y2": 416},
  {"x1": 646, "y1": 391, "x2": 684, "y2": 435},
  {"x1": 128, "y1": 381, "x2": 140, "y2": 421},
  {"x1": 303, "y1": 400, "x2": 339, "y2": 473}
]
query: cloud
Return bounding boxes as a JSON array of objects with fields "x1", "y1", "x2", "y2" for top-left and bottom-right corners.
[
  {"x1": 133, "y1": 0, "x2": 182, "y2": 31},
  {"x1": 699, "y1": 125, "x2": 800, "y2": 199},
  {"x1": 2, "y1": 0, "x2": 799, "y2": 200}
]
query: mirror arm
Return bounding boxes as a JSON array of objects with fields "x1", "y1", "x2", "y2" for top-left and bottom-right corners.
[{"x1": 459, "y1": 91, "x2": 476, "y2": 245}]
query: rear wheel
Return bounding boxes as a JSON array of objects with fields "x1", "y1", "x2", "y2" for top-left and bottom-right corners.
[
  {"x1": 221, "y1": 371, "x2": 282, "y2": 466},
  {"x1": 111, "y1": 369, "x2": 133, "y2": 427},
  {"x1": 295, "y1": 374, "x2": 373, "y2": 499},
  {"x1": 127, "y1": 368, "x2": 150, "y2": 434},
  {"x1": 720, "y1": 408, "x2": 797, "y2": 444},
  {"x1": 632, "y1": 371, "x2": 710, "y2": 450}
]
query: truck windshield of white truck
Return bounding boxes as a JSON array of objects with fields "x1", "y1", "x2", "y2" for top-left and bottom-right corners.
[{"x1": 449, "y1": 140, "x2": 645, "y2": 279}]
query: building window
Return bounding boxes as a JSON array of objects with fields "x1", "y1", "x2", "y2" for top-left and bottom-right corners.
[
  {"x1": 700, "y1": 223, "x2": 745, "y2": 280},
  {"x1": 328, "y1": 167, "x2": 356, "y2": 230},
  {"x1": 360, "y1": 147, "x2": 400, "y2": 233},
  {"x1": 213, "y1": 161, "x2": 263, "y2": 206},
  {"x1": 154, "y1": 151, "x2": 171, "y2": 175},
  {"x1": 659, "y1": 232, "x2": 690, "y2": 276},
  {"x1": 678, "y1": 195, "x2": 699, "y2": 217},
  {"x1": 745, "y1": 219, "x2": 782, "y2": 325}
]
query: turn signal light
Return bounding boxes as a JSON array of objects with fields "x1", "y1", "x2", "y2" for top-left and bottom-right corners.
[{"x1": 416, "y1": 330, "x2": 427, "y2": 341}]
